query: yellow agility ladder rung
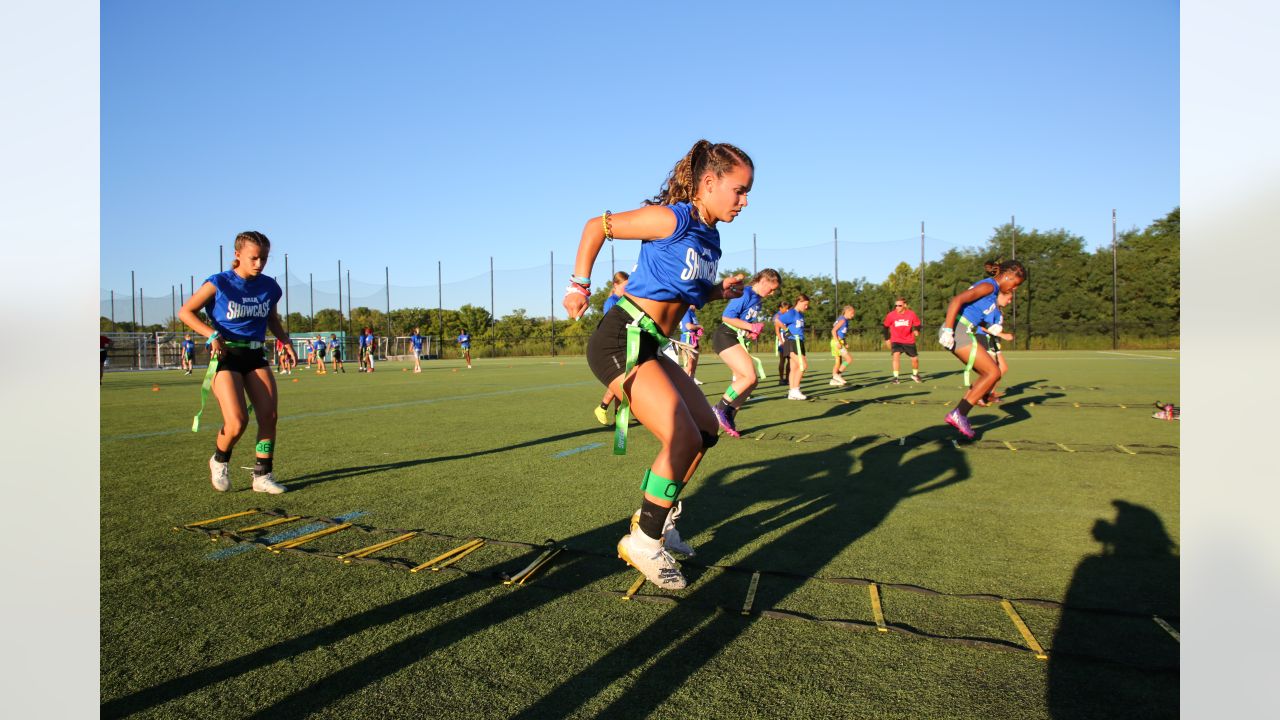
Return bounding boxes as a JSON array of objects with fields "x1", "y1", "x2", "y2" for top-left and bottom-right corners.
[
  {"x1": 1000, "y1": 599, "x2": 1049, "y2": 660},
  {"x1": 237, "y1": 515, "x2": 305, "y2": 533},
  {"x1": 339, "y1": 532, "x2": 419, "y2": 563},
  {"x1": 516, "y1": 547, "x2": 564, "y2": 585},
  {"x1": 741, "y1": 572, "x2": 761, "y2": 616},
  {"x1": 620, "y1": 574, "x2": 646, "y2": 601},
  {"x1": 430, "y1": 539, "x2": 485, "y2": 571},
  {"x1": 869, "y1": 583, "x2": 889, "y2": 632},
  {"x1": 177, "y1": 508, "x2": 262, "y2": 530},
  {"x1": 267, "y1": 523, "x2": 353, "y2": 553},
  {"x1": 410, "y1": 538, "x2": 483, "y2": 573}
]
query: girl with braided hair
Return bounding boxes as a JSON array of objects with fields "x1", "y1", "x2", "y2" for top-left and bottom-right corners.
[
  {"x1": 564, "y1": 139, "x2": 752, "y2": 590},
  {"x1": 937, "y1": 259, "x2": 1026, "y2": 438},
  {"x1": 178, "y1": 231, "x2": 294, "y2": 494}
]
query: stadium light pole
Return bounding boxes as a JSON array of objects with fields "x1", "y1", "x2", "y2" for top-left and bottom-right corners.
[
  {"x1": 920, "y1": 221, "x2": 926, "y2": 324},
  {"x1": 832, "y1": 227, "x2": 839, "y2": 308},
  {"x1": 131, "y1": 270, "x2": 136, "y2": 328},
  {"x1": 171, "y1": 285, "x2": 176, "y2": 333},
  {"x1": 385, "y1": 266, "x2": 391, "y2": 338},
  {"x1": 337, "y1": 260, "x2": 343, "y2": 327},
  {"x1": 219, "y1": 245, "x2": 223, "y2": 272},
  {"x1": 437, "y1": 261, "x2": 443, "y2": 355},
  {"x1": 284, "y1": 254, "x2": 290, "y2": 334},
  {"x1": 549, "y1": 250, "x2": 556, "y2": 356},
  {"x1": 1112, "y1": 209, "x2": 1118, "y2": 350}
]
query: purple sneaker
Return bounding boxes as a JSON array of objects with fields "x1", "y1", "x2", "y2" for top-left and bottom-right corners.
[
  {"x1": 945, "y1": 409, "x2": 975, "y2": 439},
  {"x1": 712, "y1": 404, "x2": 741, "y2": 438}
]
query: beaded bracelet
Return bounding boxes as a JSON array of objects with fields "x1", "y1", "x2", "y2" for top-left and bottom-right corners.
[
  {"x1": 570, "y1": 274, "x2": 591, "y2": 287},
  {"x1": 602, "y1": 210, "x2": 613, "y2": 241}
]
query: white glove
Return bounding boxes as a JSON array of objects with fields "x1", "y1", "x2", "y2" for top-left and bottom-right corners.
[
  {"x1": 938, "y1": 327, "x2": 955, "y2": 350},
  {"x1": 987, "y1": 323, "x2": 1003, "y2": 336}
]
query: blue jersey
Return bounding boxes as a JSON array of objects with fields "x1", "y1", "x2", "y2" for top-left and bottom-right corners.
[
  {"x1": 202, "y1": 270, "x2": 282, "y2": 343},
  {"x1": 411, "y1": 333, "x2": 423, "y2": 350},
  {"x1": 622, "y1": 202, "x2": 722, "y2": 307},
  {"x1": 832, "y1": 316, "x2": 849, "y2": 340},
  {"x1": 602, "y1": 293, "x2": 621, "y2": 316},
  {"x1": 182, "y1": 340, "x2": 195, "y2": 354},
  {"x1": 458, "y1": 333, "x2": 470, "y2": 349},
  {"x1": 315, "y1": 340, "x2": 326, "y2": 351},
  {"x1": 359, "y1": 334, "x2": 369, "y2": 348},
  {"x1": 680, "y1": 309, "x2": 698, "y2": 344},
  {"x1": 776, "y1": 309, "x2": 806, "y2": 340},
  {"x1": 722, "y1": 285, "x2": 764, "y2": 324},
  {"x1": 976, "y1": 309, "x2": 1003, "y2": 337},
  {"x1": 959, "y1": 278, "x2": 1001, "y2": 329}
]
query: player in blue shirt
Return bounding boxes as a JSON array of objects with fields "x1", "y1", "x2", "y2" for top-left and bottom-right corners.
[
  {"x1": 677, "y1": 308, "x2": 703, "y2": 384},
  {"x1": 709, "y1": 268, "x2": 781, "y2": 437},
  {"x1": 974, "y1": 291, "x2": 1014, "y2": 405},
  {"x1": 457, "y1": 330, "x2": 472, "y2": 369},
  {"x1": 595, "y1": 271, "x2": 630, "y2": 425},
  {"x1": 178, "y1": 231, "x2": 294, "y2": 495},
  {"x1": 329, "y1": 333, "x2": 345, "y2": 373},
  {"x1": 772, "y1": 301, "x2": 791, "y2": 386},
  {"x1": 829, "y1": 305, "x2": 855, "y2": 386},
  {"x1": 180, "y1": 334, "x2": 196, "y2": 375},
  {"x1": 411, "y1": 327, "x2": 424, "y2": 373},
  {"x1": 776, "y1": 294, "x2": 812, "y2": 400},
  {"x1": 313, "y1": 336, "x2": 327, "y2": 375},
  {"x1": 938, "y1": 259, "x2": 1027, "y2": 438},
  {"x1": 563, "y1": 139, "x2": 752, "y2": 590}
]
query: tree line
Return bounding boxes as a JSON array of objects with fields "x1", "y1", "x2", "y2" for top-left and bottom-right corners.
[{"x1": 103, "y1": 208, "x2": 1177, "y2": 351}]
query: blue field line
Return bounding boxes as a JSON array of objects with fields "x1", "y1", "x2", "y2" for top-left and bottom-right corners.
[
  {"x1": 205, "y1": 510, "x2": 367, "y2": 560},
  {"x1": 103, "y1": 380, "x2": 594, "y2": 442},
  {"x1": 554, "y1": 442, "x2": 605, "y2": 458}
]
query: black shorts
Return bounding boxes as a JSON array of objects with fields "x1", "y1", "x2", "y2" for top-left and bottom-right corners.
[
  {"x1": 984, "y1": 334, "x2": 1002, "y2": 353},
  {"x1": 318, "y1": 349, "x2": 327, "y2": 359},
  {"x1": 890, "y1": 342, "x2": 918, "y2": 357},
  {"x1": 711, "y1": 324, "x2": 741, "y2": 354},
  {"x1": 783, "y1": 338, "x2": 807, "y2": 357},
  {"x1": 586, "y1": 303, "x2": 661, "y2": 386},
  {"x1": 216, "y1": 346, "x2": 270, "y2": 375},
  {"x1": 332, "y1": 347, "x2": 342, "y2": 360}
]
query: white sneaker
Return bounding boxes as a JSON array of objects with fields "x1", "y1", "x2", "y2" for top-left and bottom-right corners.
[
  {"x1": 209, "y1": 455, "x2": 230, "y2": 492},
  {"x1": 692, "y1": 378, "x2": 703, "y2": 385},
  {"x1": 829, "y1": 378, "x2": 842, "y2": 386},
  {"x1": 787, "y1": 388, "x2": 808, "y2": 400},
  {"x1": 252, "y1": 472, "x2": 286, "y2": 494},
  {"x1": 630, "y1": 502, "x2": 695, "y2": 556},
  {"x1": 617, "y1": 531, "x2": 687, "y2": 590}
]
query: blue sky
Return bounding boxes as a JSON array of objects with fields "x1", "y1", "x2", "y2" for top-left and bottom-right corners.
[{"x1": 101, "y1": 0, "x2": 1178, "y2": 319}]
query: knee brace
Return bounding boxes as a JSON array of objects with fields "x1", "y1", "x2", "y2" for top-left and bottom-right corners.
[{"x1": 701, "y1": 430, "x2": 719, "y2": 450}]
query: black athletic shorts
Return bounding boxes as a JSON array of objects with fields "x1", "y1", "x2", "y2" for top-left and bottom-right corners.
[
  {"x1": 711, "y1": 324, "x2": 741, "y2": 354},
  {"x1": 783, "y1": 338, "x2": 807, "y2": 357},
  {"x1": 890, "y1": 342, "x2": 918, "y2": 357},
  {"x1": 332, "y1": 346, "x2": 342, "y2": 360},
  {"x1": 318, "y1": 349, "x2": 327, "y2": 359},
  {"x1": 216, "y1": 345, "x2": 270, "y2": 375},
  {"x1": 586, "y1": 303, "x2": 661, "y2": 386}
]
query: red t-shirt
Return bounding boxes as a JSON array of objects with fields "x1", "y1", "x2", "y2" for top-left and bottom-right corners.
[
  {"x1": 100, "y1": 335, "x2": 111, "y2": 350},
  {"x1": 883, "y1": 309, "x2": 921, "y2": 344}
]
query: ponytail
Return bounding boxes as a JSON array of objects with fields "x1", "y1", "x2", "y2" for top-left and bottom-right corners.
[{"x1": 647, "y1": 140, "x2": 754, "y2": 206}]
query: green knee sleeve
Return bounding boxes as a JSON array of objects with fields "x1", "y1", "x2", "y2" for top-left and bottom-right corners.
[
  {"x1": 255, "y1": 439, "x2": 274, "y2": 455},
  {"x1": 639, "y1": 469, "x2": 681, "y2": 502}
]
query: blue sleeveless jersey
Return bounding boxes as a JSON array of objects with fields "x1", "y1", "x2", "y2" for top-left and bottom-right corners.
[
  {"x1": 203, "y1": 270, "x2": 282, "y2": 343},
  {"x1": 959, "y1": 278, "x2": 1000, "y2": 329},
  {"x1": 602, "y1": 293, "x2": 620, "y2": 316},
  {"x1": 833, "y1": 316, "x2": 849, "y2": 340},
  {"x1": 722, "y1": 285, "x2": 764, "y2": 323},
  {"x1": 458, "y1": 333, "x2": 470, "y2": 349},
  {"x1": 622, "y1": 202, "x2": 722, "y2": 307},
  {"x1": 777, "y1": 309, "x2": 806, "y2": 340},
  {"x1": 411, "y1": 334, "x2": 423, "y2": 349},
  {"x1": 976, "y1": 309, "x2": 1003, "y2": 337}
]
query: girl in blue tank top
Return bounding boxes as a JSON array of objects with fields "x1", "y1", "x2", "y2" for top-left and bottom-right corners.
[
  {"x1": 937, "y1": 259, "x2": 1027, "y2": 439},
  {"x1": 710, "y1": 268, "x2": 782, "y2": 437},
  {"x1": 179, "y1": 231, "x2": 295, "y2": 496},
  {"x1": 563, "y1": 139, "x2": 754, "y2": 591}
]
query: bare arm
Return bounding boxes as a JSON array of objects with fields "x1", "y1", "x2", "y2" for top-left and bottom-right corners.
[
  {"x1": 564, "y1": 206, "x2": 678, "y2": 320},
  {"x1": 942, "y1": 284, "x2": 995, "y2": 329}
]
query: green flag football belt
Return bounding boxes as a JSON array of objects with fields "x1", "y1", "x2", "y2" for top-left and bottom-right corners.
[
  {"x1": 957, "y1": 317, "x2": 980, "y2": 378},
  {"x1": 612, "y1": 296, "x2": 676, "y2": 456},
  {"x1": 720, "y1": 322, "x2": 767, "y2": 380},
  {"x1": 191, "y1": 340, "x2": 261, "y2": 432}
]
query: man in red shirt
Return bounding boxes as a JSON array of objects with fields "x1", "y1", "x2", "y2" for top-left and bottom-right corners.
[{"x1": 882, "y1": 297, "x2": 922, "y2": 384}]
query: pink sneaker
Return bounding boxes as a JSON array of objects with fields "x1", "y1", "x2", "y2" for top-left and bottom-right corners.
[
  {"x1": 945, "y1": 409, "x2": 975, "y2": 439},
  {"x1": 712, "y1": 404, "x2": 740, "y2": 438}
]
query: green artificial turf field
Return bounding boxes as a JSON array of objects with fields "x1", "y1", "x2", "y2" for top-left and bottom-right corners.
[{"x1": 100, "y1": 349, "x2": 1179, "y2": 719}]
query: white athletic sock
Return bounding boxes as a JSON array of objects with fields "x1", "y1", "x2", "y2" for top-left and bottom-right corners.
[{"x1": 630, "y1": 526, "x2": 663, "y2": 552}]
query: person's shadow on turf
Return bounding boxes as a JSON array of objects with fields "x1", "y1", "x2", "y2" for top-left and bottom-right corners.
[
  {"x1": 1047, "y1": 500, "x2": 1179, "y2": 720},
  {"x1": 507, "y1": 432, "x2": 972, "y2": 720}
]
